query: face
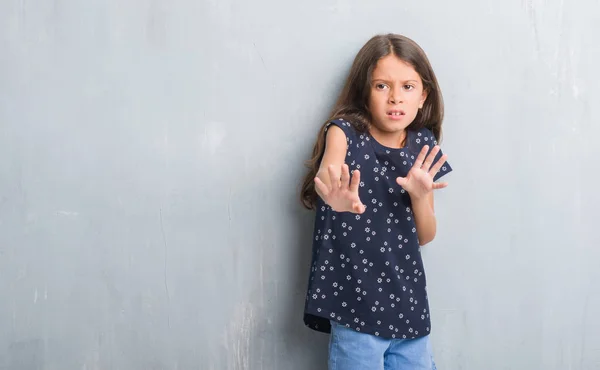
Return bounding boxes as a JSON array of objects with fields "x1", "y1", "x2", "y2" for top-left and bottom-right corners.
[{"x1": 368, "y1": 55, "x2": 427, "y2": 137}]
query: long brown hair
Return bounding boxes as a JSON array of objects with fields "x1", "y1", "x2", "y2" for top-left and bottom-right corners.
[{"x1": 300, "y1": 33, "x2": 445, "y2": 210}]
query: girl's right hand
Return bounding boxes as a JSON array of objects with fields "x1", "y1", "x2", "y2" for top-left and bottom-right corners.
[{"x1": 314, "y1": 164, "x2": 366, "y2": 214}]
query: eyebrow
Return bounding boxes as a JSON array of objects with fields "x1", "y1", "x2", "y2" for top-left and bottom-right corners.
[{"x1": 372, "y1": 78, "x2": 419, "y2": 84}]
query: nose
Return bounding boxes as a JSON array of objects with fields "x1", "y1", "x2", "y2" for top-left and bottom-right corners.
[{"x1": 389, "y1": 87, "x2": 403, "y2": 104}]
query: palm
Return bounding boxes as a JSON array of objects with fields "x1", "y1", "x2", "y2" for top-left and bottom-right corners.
[
  {"x1": 314, "y1": 164, "x2": 366, "y2": 214},
  {"x1": 396, "y1": 145, "x2": 449, "y2": 199}
]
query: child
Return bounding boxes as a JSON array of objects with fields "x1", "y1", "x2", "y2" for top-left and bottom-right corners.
[{"x1": 300, "y1": 34, "x2": 452, "y2": 370}]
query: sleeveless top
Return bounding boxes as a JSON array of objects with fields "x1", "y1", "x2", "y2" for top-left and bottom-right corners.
[{"x1": 303, "y1": 118, "x2": 452, "y2": 339}]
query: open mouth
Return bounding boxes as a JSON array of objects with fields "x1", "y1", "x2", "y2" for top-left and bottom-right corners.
[{"x1": 387, "y1": 110, "x2": 405, "y2": 117}]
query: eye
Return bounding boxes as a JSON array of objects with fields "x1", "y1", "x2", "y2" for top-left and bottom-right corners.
[
  {"x1": 404, "y1": 84, "x2": 415, "y2": 91},
  {"x1": 375, "y1": 83, "x2": 389, "y2": 90}
]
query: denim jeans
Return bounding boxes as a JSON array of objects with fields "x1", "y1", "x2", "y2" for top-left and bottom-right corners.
[{"x1": 328, "y1": 321, "x2": 437, "y2": 370}]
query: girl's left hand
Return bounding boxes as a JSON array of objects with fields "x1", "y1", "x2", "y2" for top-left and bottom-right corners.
[{"x1": 395, "y1": 145, "x2": 449, "y2": 200}]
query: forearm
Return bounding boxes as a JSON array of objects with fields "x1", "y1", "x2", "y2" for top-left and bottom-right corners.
[{"x1": 410, "y1": 194, "x2": 436, "y2": 246}]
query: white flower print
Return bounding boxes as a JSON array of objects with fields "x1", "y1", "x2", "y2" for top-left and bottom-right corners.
[{"x1": 306, "y1": 124, "x2": 448, "y2": 341}]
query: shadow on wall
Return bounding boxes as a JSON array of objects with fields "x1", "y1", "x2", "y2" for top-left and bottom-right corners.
[{"x1": 281, "y1": 197, "x2": 330, "y2": 370}]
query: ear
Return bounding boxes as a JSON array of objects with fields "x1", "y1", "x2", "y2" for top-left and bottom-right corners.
[{"x1": 419, "y1": 89, "x2": 428, "y2": 109}]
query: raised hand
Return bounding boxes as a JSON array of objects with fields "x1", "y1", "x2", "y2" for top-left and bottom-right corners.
[
  {"x1": 314, "y1": 164, "x2": 366, "y2": 214},
  {"x1": 395, "y1": 145, "x2": 449, "y2": 200}
]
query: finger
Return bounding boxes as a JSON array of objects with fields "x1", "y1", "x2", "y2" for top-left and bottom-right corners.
[
  {"x1": 428, "y1": 153, "x2": 448, "y2": 177},
  {"x1": 349, "y1": 169, "x2": 361, "y2": 193},
  {"x1": 432, "y1": 182, "x2": 449, "y2": 190},
  {"x1": 413, "y1": 145, "x2": 429, "y2": 169},
  {"x1": 340, "y1": 164, "x2": 351, "y2": 189},
  {"x1": 396, "y1": 176, "x2": 407, "y2": 187},
  {"x1": 327, "y1": 164, "x2": 341, "y2": 190},
  {"x1": 352, "y1": 201, "x2": 366, "y2": 214},
  {"x1": 314, "y1": 177, "x2": 330, "y2": 197},
  {"x1": 422, "y1": 146, "x2": 441, "y2": 172}
]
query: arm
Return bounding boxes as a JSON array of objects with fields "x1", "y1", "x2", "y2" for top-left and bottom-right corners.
[
  {"x1": 313, "y1": 125, "x2": 366, "y2": 214},
  {"x1": 411, "y1": 192, "x2": 436, "y2": 246},
  {"x1": 396, "y1": 144, "x2": 449, "y2": 246},
  {"x1": 315, "y1": 125, "x2": 347, "y2": 201}
]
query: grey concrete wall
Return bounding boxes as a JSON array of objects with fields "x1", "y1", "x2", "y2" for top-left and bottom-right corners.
[{"x1": 1, "y1": 0, "x2": 599, "y2": 369}]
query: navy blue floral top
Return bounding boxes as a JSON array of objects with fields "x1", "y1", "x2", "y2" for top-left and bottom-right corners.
[{"x1": 303, "y1": 118, "x2": 452, "y2": 339}]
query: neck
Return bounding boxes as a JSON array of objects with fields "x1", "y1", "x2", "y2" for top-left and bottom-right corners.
[{"x1": 369, "y1": 126, "x2": 407, "y2": 149}]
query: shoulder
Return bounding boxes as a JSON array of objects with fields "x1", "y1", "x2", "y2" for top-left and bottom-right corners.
[
  {"x1": 408, "y1": 126, "x2": 453, "y2": 180},
  {"x1": 405, "y1": 127, "x2": 438, "y2": 153},
  {"x1": 325, "y1": 118, "x2": 359, "y2": 141}
]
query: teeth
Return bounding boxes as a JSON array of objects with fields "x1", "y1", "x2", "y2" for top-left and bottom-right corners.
[{"x1": 390, "y1": 112, "x2": 402, "y2": 116}]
